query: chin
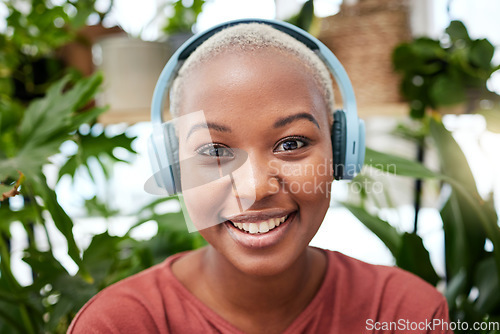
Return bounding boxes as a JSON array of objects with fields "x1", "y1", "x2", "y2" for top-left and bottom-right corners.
[{"x1": 229, "y1": 247, "x2": 305, "y2": 277}]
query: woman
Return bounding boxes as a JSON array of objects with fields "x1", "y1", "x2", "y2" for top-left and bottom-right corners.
[{"x1": 69, "y1": 21, "x2": 452, "y2": 334}]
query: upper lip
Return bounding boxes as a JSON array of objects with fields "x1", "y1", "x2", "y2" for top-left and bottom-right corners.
[{"x1": 223, "y1": 209, "x2": 294, "y2": 223}]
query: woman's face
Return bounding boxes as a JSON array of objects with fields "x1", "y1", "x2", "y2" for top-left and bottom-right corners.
[{"x1": 177, "y1": 49, "x2": 334, "y2": 276}]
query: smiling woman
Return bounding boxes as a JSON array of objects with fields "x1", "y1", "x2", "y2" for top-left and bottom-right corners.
[{"x1": 69, "y1": 20, "x2": 452, "y2": 334}]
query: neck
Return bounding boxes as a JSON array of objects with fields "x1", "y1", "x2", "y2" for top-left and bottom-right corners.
[{"x1": 200, "y1": 246, "x2": 326, "y2": 326}]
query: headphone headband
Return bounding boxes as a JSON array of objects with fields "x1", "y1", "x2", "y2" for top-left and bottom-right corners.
[{"x1": 150, "y1": 18, "x2": 365, "y2": 185}]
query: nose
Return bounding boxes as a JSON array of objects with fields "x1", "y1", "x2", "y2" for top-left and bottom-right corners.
[{"x1": 230, "y1": 152, "x2": 280, "y2": 206}]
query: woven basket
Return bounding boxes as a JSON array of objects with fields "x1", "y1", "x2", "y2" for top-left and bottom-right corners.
[{"x1": 318, "y1": 0, "x2": 411, "y2": 109}]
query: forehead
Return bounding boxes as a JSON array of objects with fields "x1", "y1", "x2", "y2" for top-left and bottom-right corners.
[{"x1": 178, "y1": 49, "x2": 330, "y2": 125}]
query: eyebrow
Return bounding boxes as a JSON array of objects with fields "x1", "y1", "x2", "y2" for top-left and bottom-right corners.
[
  {"x1": 185, "y1": 112, "x2": 319, "y2": 140},
  {"x1": 273, "y1": 112, "x2": 320, "y2": 129},
  {"x1": 186, "y1": 122, "x2": 231, "y2": 140}
]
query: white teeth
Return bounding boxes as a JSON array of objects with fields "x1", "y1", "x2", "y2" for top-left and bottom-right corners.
[
  {"x1": 231, "y1": 215, "x2": 289, "y2": 234},
  {"x1": 258, "y1": 222, "x2": 269, "y2": 233},
  {"x1": 268, "y1": 219, "x2": 276, "y2": 229},
  {"x1": 249, "y1": 224, "x2": 259, "y2": 234}
]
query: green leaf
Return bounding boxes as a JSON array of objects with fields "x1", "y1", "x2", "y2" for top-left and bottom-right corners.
[
  {"x1": 70, "y1": 107, "x2": 107, "y2": 131},
  {"x1": 0, "y1": 204, "x2": 39, "y2": 228},
  {"x1": 429, "y1": 118, "x2": 500, "y2": 282},
  {"x1": 81, "y1": 233, "x2": 124, "y2": 289},
  {"x1": 366, "y1": 133, "x2": 500, "y2": 284},
  {"x1": 286, "y1": 0, "x2": 315, "y2": 32},
  {"x1": 32, "y1": 175, "x2": 88, "y2": 279},
  {"x1": 440, "y1": 192, "x2": 471, "y2": 280},
  {"x1": 163, "y1": 0, "x2": 206, "y2": 34},
  {"x1": 395, "y1": 232, "x2": 440, "y2": 285},
  {"x1": 474, "y1": 256, "x2": 500, "y2": 314},
  {"x1": 393, "y1": 38, "x2": 445, "y2": 74},
  {"x1": 84, "y1": 196, "x2": 119, "y2": 218},
  {"x1": 429, "y1": 118, "x2": 479, "y2": 195},
  {"x1": 470, "y1": 39, "x2": 495, "y2": 70},
  {"x1": 341, "y1": 202, "x2": 402, "y2": 256},
  {"x1": 444, "y1": 268, "x2": 467, "y2": 308},
  {"x1": 0, "y1": 299, "x2": 33, "y2": 334},
  {"x1": 22, "y1": 248, "x2": 96, "y2": 332},
  {"x1": 0, "y1": 98, "x2": 23, "y2": 134},
  {"x1": 19, "y1": 73, "x2": 103, "y2": 149},
  {"x1": 58, "y1": 130, "x2": 137, "y2": 181},
  {"x1": 129, "y1": 198, "x2": 207, "y2": 264},
  {"x1": 0, "y1": 73, "x2": 103, "y2": 181},
  {"x1": 446, "y1": 20, "x2": 471, "y2": 44},
  {"x1": 430, "y1": 75, "x2": 466, "y2": 106},
  {"x1": 364, "y1": 147, "x2": 439, "y2": 179}
]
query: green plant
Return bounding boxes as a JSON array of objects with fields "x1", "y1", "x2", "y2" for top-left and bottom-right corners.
[
  {"x1": 0, "y1": 42, "x2": 205, "y2": 334},
  {"x1": 0, "y1": 2, "x2": 205, "y2": 333},
  {"x1": 162, "y1": 0, "x2": 206, "y2": 35},
  {"x1": 0, "y1": 0, "x2": 111, "y2": 102},
  {"x1": 285, "y1": 0, "x2": 315, "y2": 33},
  {"x1": 346, "y1": 116, "x2": 500, "y2": 333},
  {"x1": 393, "y1": 20, "x2": 500, "y2": 119},
  {"x1": 343, "y1": 20, "x2": 500, "y2": 333}
]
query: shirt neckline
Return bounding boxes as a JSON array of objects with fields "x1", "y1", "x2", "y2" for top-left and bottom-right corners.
[{"x1": 161, "y1": 247, "x2": 333, "y2": 333}]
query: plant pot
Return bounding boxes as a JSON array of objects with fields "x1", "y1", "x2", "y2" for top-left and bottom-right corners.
[
  {"x1": 58, "y1": 24, "x2": 125, "y2": 76},
  {"x1": 93, "y1": 36, "x2": 173, "y2": 124}
]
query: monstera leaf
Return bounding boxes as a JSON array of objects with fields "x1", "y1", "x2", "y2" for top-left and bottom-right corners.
[{"x1": 0, "y1": 73, "x2": 105, "y2": 184}]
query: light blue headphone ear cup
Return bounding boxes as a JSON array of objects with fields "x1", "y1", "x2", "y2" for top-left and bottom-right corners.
[
  {"x1": 147, "y1": 136, "x2": 164, "y2": 189},
  {"x1": 332, "y1": 110, "x2": 347, "y2": 180},
  {"x1": 163, "y1": 122, "x2": 181, "y2": 193},
  {"x1": 147, "y1": 123, "x2": 180, "y2": 195}
]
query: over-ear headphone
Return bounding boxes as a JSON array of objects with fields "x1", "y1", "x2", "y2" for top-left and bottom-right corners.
[{"x1": 148, "y1": 18, "x2": 365, "y2": 196}]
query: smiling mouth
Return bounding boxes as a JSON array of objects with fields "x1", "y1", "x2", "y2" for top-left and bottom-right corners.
[{"x1": 229, "y1": 215, "x2": 288, "y2": 234}]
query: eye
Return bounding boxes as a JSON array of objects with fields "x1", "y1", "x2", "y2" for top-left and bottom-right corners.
[
  {"x1": 196, "y1": 143, "x2": 234, "y2": 158},
  {"x1": 274, "y1": 136, "x2": 309, "y2": 152}
]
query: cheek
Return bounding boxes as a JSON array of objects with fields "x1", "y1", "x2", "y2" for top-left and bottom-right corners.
[
  {"x1": 278, "y1": 153, "x2": 334, "y2": 201},
  {"x1": 182, "y1": 176, "x2": 241, "y2": 231}
]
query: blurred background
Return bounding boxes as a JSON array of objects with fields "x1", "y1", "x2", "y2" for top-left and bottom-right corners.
[{"x1": 1, "y1": 0, "x2": 500, "y2": 332}]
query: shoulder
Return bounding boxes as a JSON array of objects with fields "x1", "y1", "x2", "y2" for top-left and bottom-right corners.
[
  {"x1": 323, "y1": 250, "x2": 448, "y2": 319},
  {"x1": 68, "y1": 252, "x2": 187, "y2": 334}
]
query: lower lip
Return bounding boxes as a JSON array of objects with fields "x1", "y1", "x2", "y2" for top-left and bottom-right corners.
[{"x1": 224, "y1": 212, "x2": 296, "y2": 249}]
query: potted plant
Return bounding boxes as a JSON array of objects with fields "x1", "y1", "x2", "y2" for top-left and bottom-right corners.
[{"x1": 94, "y1": 0, "x2": 207, "y2": 123}]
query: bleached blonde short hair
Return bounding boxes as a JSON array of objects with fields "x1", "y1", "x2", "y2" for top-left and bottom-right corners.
[{"x1": 169, "y1": 23, "x2": 334, "y2": 122}]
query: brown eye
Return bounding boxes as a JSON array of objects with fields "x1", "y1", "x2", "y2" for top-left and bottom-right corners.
[
  {"x1": 196, "y1": 143, "x2": 234, "y2": 158},
  {"x1": 274, "y1": 137, "x2": 308, "y2": 152}
]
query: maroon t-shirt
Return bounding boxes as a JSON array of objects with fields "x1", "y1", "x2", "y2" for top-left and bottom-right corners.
[{"x1": 69, "y1": 249, "x2": 453, "y2": 333}]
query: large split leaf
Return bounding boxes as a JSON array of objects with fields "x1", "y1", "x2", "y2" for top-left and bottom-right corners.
[
  {"x1": 0, "y1": 73, "x2": 105, "y2": 182},
  {"x1": 33, "y1": 174, "x2": 90, "y2": 280},
  {"x1": 396, "y1": 232, "x2": 440, "y2": 285},
  {"x1": 429, "y1": 118, "x2": 500, "y2": 283},
  {"x1": 58, "y1": 131, "x2": 136, "y2": 182},
  {"x1": 23, "y1": 248, "x2": 96, "y2": 332},
  {"x1": 364, "y1": 147, "x2": 440, "y2": 180},
  {"x1": 474, "y1": 256, "x2": 500, "y2": 315},
  {"x1": 341, "y1": 202, "x2": 402, "y2": 256}
]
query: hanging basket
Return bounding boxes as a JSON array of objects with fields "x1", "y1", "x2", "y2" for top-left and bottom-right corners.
[{"x1": 318, "y1": 0, "x2": 411, "y2": 111}]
